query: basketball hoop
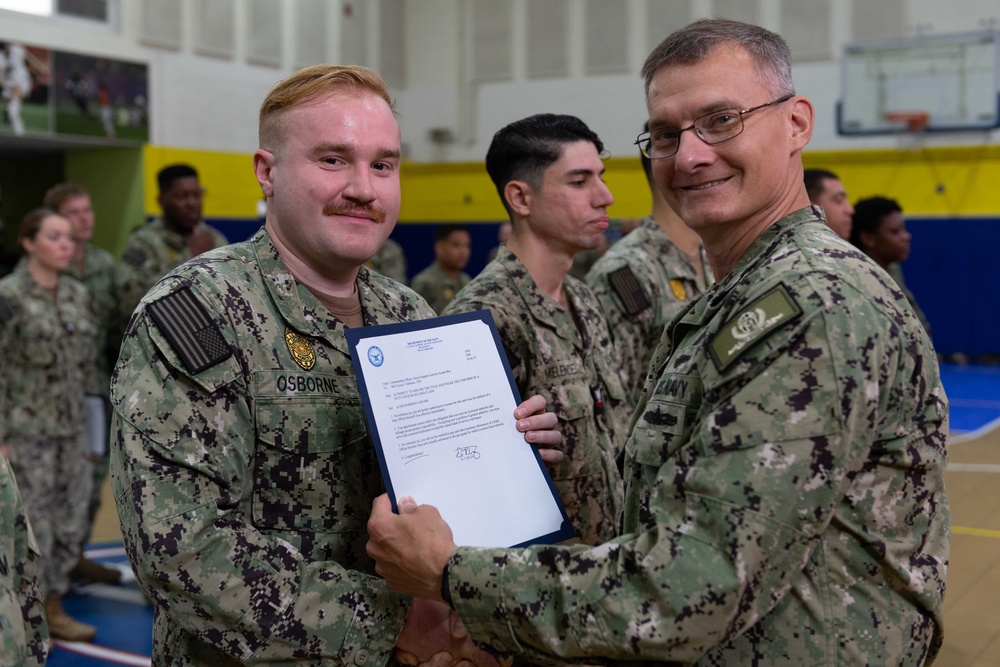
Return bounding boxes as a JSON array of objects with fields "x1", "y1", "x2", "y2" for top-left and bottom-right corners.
[
  {"x1": 884, "y1": 110, "x2": 931, "y2": 132},
  {"x1": 884, "y1": 111, "x2": 930, "y2": 150}
]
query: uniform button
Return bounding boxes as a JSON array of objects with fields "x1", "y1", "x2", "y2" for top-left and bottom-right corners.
[{"x1": 354, "y1": 649, "x2": 370, "y2": 665}]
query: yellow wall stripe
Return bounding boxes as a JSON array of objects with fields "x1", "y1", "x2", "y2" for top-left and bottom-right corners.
[
  {"x1": 952, "y1": 526, "x2": 1000, "y2": 539},
  {"x1": 142, "y1": 144, "x2": 1000, "y2": 223}
]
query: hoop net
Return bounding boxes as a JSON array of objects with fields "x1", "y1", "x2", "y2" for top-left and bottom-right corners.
[{"x1": 884, "y1": 111, "x2": 930, "y2": 150}]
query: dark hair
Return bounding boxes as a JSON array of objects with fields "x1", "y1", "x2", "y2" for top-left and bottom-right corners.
[
  {"x1": 642, "y1": 19, "x2": 795, "y2": 99},
  {"x1": 19, "y1": 207, "x2": 61, "y2": 243},
  {"x1": 43, "y1": 182, "x2": 90, "y2": 212},
  {"x1": 485, "y1": 113, "x2": 605, "y2": 217},
  {"x1": 157, "y1": 164, "x2": 199, "y2": 194},
  {"x1": 435, "y1": 224, "x2": 469, "y2": 243},
  {"x1": 850, "y1": 196, "x2": 902, "y2": 247},
  {"x1": 803, "y1": 169, "x2": 840, "y2": 203}
]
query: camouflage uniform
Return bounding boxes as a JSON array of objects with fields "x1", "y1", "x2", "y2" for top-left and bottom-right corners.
[
  {"x1": 442, "y1": 246, "x2": 627, "y2": 546},
  {"x1": 887, "y1": 263, "x2": 932, "y2": 335},
  {"x1": 366, "y1": 237, "x2": 408, "y2": 284},
  {"x1": 0, "y1": 456, "x2": 48, "y2": 667},
  {"x1": 117, "y1": 217, "x2": 228, "y2": 326},
  {"x1": 442, "y1": 208, "x2": 949, "y2": 666},
  {"x1": 67, "y1": 243, "x2": 121, "y2": 524},
  {"x1": 0, "y1": 270, "x2": 97, "y2": 598},
  {"x1": 111, "y1": 228, "x2": 436, "y2": 665},
  {"x1": 586, "y1": 216, "x2": 713, "y2": 407},
  {"x1": 410, "y1": 262, "x2": 470, "y2": 314}
]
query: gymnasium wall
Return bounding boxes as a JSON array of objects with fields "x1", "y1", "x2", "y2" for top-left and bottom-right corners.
[{"x1": 144, "y1": 142, "x2": 999, "y2": 357}]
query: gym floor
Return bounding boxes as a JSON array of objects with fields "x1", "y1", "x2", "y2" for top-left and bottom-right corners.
[{"x1": 45, "y1": 363, "x2": 1000, "y2": 666}]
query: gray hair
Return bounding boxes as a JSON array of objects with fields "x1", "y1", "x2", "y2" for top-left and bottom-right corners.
[{"x1": 642, "y1": 19, "x2": 795, "y2": 99}]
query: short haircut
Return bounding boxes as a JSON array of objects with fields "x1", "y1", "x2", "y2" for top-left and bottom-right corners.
[
  {"x1": 258, "y1": 64, "x2": 395, "y2": 150},
  {"x1": 642, "y1": 18, "x2": 795, "y2": 100},
  {"x1": 435, "y1": 224, "x2": 469, "y2": 243},
  {"x1": 43, "y1": 182, "x2": 89, "y2": 212},
  {"x1": 803, "y1": 168, "x2": 840, "y2": 203},
  {"x1": 157, "y1": 164, "x2": 199, "y2": 195},
  {"x1": 850, "y1": 196, "x2": 902, "y2": 247},
  {"x1": 19, "y1": 207, "x2": 60, "y2": 243},
  {"x1": 485, "y1": 113, "x2": 605, "y2": 217}
]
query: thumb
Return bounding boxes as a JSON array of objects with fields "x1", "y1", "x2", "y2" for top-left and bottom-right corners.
[{"x1": 398, "y1": 495, "x2": 418, "y2": 514}]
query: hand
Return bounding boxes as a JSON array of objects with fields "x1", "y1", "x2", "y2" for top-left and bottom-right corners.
[
  {"x1": 395, "y1": 599, "x2": 500, "y2": 667},
  {"x1": 514, "y1": 395, "x2": 564, "y2": 464},
  {"x1": 186, "y1": 226, "x2": 216, "y2": 257},
  {"x1": 367, "y1": 494, "x2": 456, "y2": 601}
]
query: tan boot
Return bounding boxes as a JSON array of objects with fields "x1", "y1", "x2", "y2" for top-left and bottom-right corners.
[
  {"x1": 44, "y1": 596, "x2": 97, "y2": 642},
  {"x1": 70, "y1": 555, "x2": 122, "y2": 584}
]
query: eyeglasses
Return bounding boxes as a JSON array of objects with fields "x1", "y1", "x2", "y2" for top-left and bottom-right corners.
[{"x1": 635, "y1": 94, "x2": 794, "y2": 159}]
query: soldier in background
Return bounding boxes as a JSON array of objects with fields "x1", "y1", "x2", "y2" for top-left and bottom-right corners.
[
  {"x1": 0, "y1": 456, "x2": 48, "y2": 666},
  {"x1": 803, "y1": 168, "x2": 854, "y2": 240},
  {"x1": 368, "y1": 19, "x2": 949, "y2": 666},
  {"x1": 586, "y1": 127, "x2": 712, "y2": 406},
  {"x1": 1, "y1": 209, "x2": 99, "y2": 642},
  {"x1": 443, "y1": 113, "x2": 627, "y2": 546},
  {"x1": 485, "y1": 221, "x2": 510, "y2": 263},
  {"x1": 42, "y1": 183, "x2": 122, "y2": 585},
  {"x1": 366, "y1": 236, "x2": 408, "y2": 283},
  {"x1": 111, "y1": 64, "x2": 559, "y2": 666},
  {"x1": 116, "y1": 164, "x2": 228, "y2": 324},
  {"x1": 409, "y1": 224, "x2": 472, "y2": 313}
]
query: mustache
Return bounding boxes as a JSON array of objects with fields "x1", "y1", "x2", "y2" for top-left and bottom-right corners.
[{"x1": 323, "y1": 203, "x2": 387, "y2": 224}]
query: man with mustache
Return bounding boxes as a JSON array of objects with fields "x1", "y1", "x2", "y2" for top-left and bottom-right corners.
[{"x1": 110, "y1": 65, "x2": 560, "y2": 666}]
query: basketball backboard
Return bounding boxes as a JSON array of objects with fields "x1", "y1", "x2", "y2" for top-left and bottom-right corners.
[{"x1": 837, "y1": 31, "x2": 1000, "y2": 135}]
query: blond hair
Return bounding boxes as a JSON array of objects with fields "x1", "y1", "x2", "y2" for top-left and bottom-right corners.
[{"x1": 258, "y1": 64, "x2": 395, "y2": 149}]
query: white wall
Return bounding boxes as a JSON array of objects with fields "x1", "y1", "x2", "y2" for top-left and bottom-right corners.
[{"x1": 2, "y1": 0, "x2": 999, "y2": 160}]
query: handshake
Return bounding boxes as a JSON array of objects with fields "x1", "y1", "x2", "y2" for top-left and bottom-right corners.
[{"x1": 395, "y1": 599, "x2": 511, "y2": 667}]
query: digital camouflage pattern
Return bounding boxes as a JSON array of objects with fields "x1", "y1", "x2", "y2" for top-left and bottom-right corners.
[
  {"x1": 111, "y1": 228, "x2": 436, "y2": 666},
  {"x1": 366, "y1": 237, "x2": 408, "y2": 284},
  {"x1": 116, "y1": 217, "x2": 228, "y2": 327},
  {"x1": 0, "y1": 270, "x2": 97, "y2": 597},
  {"x1": 0, "y1": 456, "x2": 48, "y2": 667},
  {"x1": 442, "y1": 246, "x2": 627, "y2": 546},
  {"x1": 444, "y1": 208, "x2": 949, "y2": 666},
  {"x1": 585, "y1": 216, "x2": 713, "y2": 407},
  {"x1": 410, "y1": 262, "x2": 470, "y2": 314},
  {"x1": 67, "y1": 243, "x2": 121, "y2": 394}
]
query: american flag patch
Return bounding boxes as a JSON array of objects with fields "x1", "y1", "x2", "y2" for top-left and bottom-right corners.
[
  {"x1": 608, "y1": 266, "x2": 651, "y2": 317},
  {"x1": 147, "y1": 287, "x2": 232, "y2": 374}
]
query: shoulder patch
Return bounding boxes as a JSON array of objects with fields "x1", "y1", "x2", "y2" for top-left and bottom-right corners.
[
  {"x1": 0, "y1": 295, "x2": 13, "y2": 323},
  {"x1": 122, "y1": 246, "x2": 147, "y2": 266},
  {"x1": 608, "y1": 266, "x2": 651, "y2": 317},
  {"x1": 147, "y1": 286, "x2": 232, "y2": 374},
  {"x1": 708, "y1": 283, "x2": 803, "y2": 372}
]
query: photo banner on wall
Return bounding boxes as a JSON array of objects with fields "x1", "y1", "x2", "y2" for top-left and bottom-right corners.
[
  {"x1": 0, "y1": 41, "x2": 52, "y2": 136},
  {"x1": 0, "y1": 39, "x2": 148, "y2": 143},
  {"x1": 53, "y1": 50, "x2": 149, "y2": 142}
]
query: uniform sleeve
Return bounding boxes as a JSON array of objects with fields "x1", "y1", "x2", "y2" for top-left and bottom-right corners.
[
  {"x1": 116, "y1": 235, "x2": 158, "y2": 331},
  {"x1": 584, "y1": 265, "x2": 652, "y2": 404},
  {"x1": 110, "y1": 287, "x2": 408, "y2": 664},
  {"x1": 0, "y1": 294, "x2": 13, "y2": 443},
  {"x1": 444, "y1": 289, "x2": 945, "y2": 664}
]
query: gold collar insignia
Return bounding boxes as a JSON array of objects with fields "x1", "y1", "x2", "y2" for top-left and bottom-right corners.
[{"x1": 284, "y1": 328, "x2": 316, "y2": 370}]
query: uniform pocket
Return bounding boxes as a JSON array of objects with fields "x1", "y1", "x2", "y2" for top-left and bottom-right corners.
[{"x1": 252, "y1": 372, "x2": 376, "y2": 535}]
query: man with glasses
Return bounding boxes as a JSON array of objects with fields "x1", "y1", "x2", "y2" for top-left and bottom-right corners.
[
  {"x1": 367, "y1": 18, "x2": 949, "y2": 665},
  {"x1": 117, "y1": 164, "x2": 228, "y2": 322}
]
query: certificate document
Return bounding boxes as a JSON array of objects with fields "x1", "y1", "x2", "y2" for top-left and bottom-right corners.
[{"x1": 346, "y1": 310, "x2": 574, "y2": 547}]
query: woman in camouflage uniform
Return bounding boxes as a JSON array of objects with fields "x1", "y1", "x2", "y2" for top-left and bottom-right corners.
[{"x1": 0, "y1": 209, "x2": 99, "y2": 642}]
